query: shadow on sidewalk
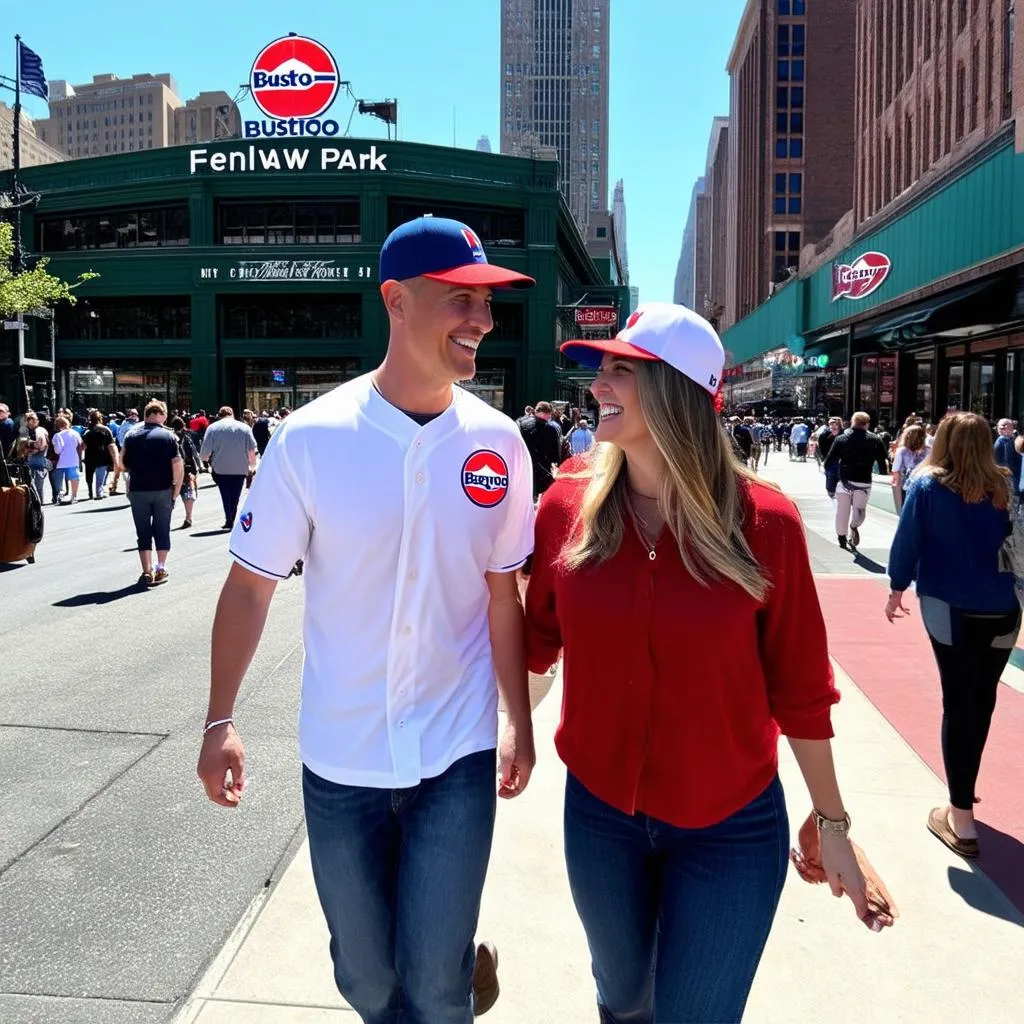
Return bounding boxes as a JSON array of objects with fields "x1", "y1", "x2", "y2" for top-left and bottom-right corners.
[
  {"x1": 947, "y1": 822, "x2": 1024, "y2": 925},
  {"x1": 851, "y1": 551, "x2": 887, "y2": 574},
  {"x1": 52, "y1": 583, "x2": 148, "y2": 607}
]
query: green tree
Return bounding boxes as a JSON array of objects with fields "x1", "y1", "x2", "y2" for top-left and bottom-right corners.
[{"x1": 0, "y1": 221, "x2": 98, "y2": 316}]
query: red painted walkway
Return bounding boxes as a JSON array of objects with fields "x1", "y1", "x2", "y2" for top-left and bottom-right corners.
[{"x1": 817, "y1": 576, "x2": 1024, "y2": 916}]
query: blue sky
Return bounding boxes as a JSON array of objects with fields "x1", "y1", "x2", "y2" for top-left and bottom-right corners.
[{"x1": 7, "y1": 0, "x2": 746, "y2": 301}]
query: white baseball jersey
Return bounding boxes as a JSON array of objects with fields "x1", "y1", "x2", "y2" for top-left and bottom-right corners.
[{"x1": 228, "y1": 373, "x2": 536, "y2": 788}]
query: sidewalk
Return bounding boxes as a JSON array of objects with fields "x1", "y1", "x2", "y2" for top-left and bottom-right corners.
[{"x1": 175, "y1": 459, "x2": 1024, "y2": 1023}]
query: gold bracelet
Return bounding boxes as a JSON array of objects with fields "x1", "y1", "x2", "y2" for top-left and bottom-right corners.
[{"x1": 812, "y1": 809, "x2": 852, "y2": 836}]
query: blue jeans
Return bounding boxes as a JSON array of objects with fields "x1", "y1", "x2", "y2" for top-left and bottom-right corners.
[
  {"x1": 564, "y1": 773, "x2": 789, "y2": 1024},
  {"x1": 303, "y1": 749, "x2": 497, "y2": 1024},
  {"x1": 214, "y1": 472, "x2": 245, "y2": 525},
  {"x1": 128, "y1": 488, "x2": 173, "y2": 551}
]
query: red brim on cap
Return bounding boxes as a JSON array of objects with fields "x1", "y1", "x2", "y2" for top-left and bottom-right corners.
[
  {"x1": 422, "y1": 263, "x2": 535, "y2": 289},
  {"x1": 559, "y1": 336, "x2": 659, "y2": 369}
]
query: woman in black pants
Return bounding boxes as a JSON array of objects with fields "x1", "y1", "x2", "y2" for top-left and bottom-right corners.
[{"x1": 886, "y1": 412, "x2": 1020, "y2": 858}]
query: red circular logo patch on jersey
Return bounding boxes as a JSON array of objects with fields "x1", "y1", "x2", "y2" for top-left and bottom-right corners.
[
  {"x1": 249, "y1": 35, "x2": 340, "y2": 120},
  {"x1": 461, "y1": 450, "x2": 510, "y2": 508}
]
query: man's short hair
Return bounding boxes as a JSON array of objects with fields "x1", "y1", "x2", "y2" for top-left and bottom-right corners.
[
  {"x1": 998, "y1": 418, "x2": 1015, "y2": 430},
  {"x1": 144, "y1": 399, "x2": 167, "y2": 418},
  {"x1": 218, "y1": 406, "x2": 234, "y2": 419},
  {"x1": 851, "y1": 411, "x2": 871, "y2": 428},
  {"x1": 535, "y1": 401, "x2": 554, "y2": 415}
]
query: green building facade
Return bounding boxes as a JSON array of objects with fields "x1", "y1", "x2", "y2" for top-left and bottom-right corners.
[
  {"x1": 1, "y1": 137, "x2": 624, "y2": 417},
  {"x1": 721, "y1": 128, "x2": 1024, "y2": 428}
]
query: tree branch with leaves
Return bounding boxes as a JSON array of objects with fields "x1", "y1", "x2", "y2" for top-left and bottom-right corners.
[{"x1": 0, "y1": 221, "x2": 98, "y2": 316}]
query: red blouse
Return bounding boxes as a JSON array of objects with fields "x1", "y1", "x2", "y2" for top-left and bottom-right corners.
[{"x1": 525, "y1": 470, "x2": 839, "y2": 829}]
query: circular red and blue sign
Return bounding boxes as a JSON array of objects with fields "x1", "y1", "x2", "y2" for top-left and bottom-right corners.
[
  {"x1": 249, "y1": 35, "x2": 340, "y2": 121},
  {"x1": 461, "y1": 450, "x2": 510, "y2": 508}
]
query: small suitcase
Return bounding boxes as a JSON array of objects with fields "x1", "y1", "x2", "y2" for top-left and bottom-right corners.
[{"x1": 0, "y1": 459, "x2": 41, "y2": 564}]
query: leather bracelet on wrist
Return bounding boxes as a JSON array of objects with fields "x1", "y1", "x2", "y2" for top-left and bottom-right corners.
[{"x1": 812, "y1": 808, "x2": 852, "y2": 836}]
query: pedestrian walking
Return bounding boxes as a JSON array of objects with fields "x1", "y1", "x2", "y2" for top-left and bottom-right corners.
[
  {"x1": 19, "y1": 410, "x2": 49, "y2": 503},
  {"x1": 890, "y1": 424, "x2": 927, "y2": 514},
  {"x1": 817, "y1": 417, "x2": 844, "y2": 498},
  {"x1": 108, "y1": 408, "x2": 139, "y2": 495},
  {"x1": 82, "y1": 410, "x2": 118, "y2": 499},
  {"x1": 886, "y1": 412, "x2": 1020, "y2": 859},
  {"x1": 790, "y1": 418, "x2": 810, "y2": 461},
  {"x1": 200, "y1": 407, "x2": 257, "y2": 529},
  {"x1": 252, "y1": 409, "x2": 273, "y2": 457},
  {"x1": 993, "y1": 417, "x2": 1021, "y2": 490},
  {"x1": 567, "y1": 416, "x2": 595, "y2": 456},
  {"x1": 517, "y1": 400, "x2": 563, "y2": 498},
  {"x1": 0, "y1": 402, "x2": 16, "y2": 459},
  {"x1": 823, "y1": 411, "x2": 889, "y2": 550},
  {"x1": 197, "y1": 215, "x2": 538, "y2": 1023},
  {"x1": 51, "y1": 415, "x2": 84, "y2": 504},
  {"x1": 169, "y1": 416, "x2": 202, "y2": 528},
  {"x1": 120, "y1": 399, "x2": 183, "y2": 586},
  {"x1": 530, "y1": 303, "x2": 895, "y2": 1024}
]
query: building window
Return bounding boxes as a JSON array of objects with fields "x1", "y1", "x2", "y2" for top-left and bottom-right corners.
[
  {"x1": 772, "y1": 230, "x2": 801, "y2": 283},
  {"x1": 971, "y1": 41, "x2": 980, "y2": 131},
  {"x1": 904, "y1": 114, "x2": 914, "y2": 184},
  {"x1": 896, "y1": 0, "x2": 905, "y2": 90},
  {"x1": 935, "y1": 87, "x2": 943, "y2": 160},
  {"x1": 791, "y1": 86, "x2": 803, "y2": 107},
  {"x1": 987, "y1": 16, "x2": 995, "y2": 110},
  {"x1": 596, "y1": 226, "x2": 607, "y2": 238},
  {"x1": 777, "y1": 60, "x2": 790, "y2": 81},
  {"x1": 387, "y1": 199, "x2": 525, "y2": 247},
  {"x1": 789, "y1": 137, "x2": 803, "y2": 157},
  {"x1": 1002, "y1": 1, "x2": 1014, "y2": 120},
  {"x1": 792, "y1": 23, "x2": 805, "y2": 56},
  {"x1": 791, "y1": 60, "x2": 804, "y2": 81},
  {"x1": 217, "y1": 200, "x2": 361, "y2": 245},
  {"x1": 39, "y1": 204, "x2": 189, "y2": 251},
  {"x1": 56, "y1": 297, "x2": 191, "y2": 339},
  {"x1": 955, "y1": 63, "x2": 966, "y2": 140},
  {"x1": 222, "y1": 295, "x2": 361, "y2": 340},
  {"x1": 778, "y1": 24, "x2": 790, "y2": 56}
]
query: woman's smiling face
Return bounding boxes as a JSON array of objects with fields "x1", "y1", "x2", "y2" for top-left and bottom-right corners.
[{"x1": 590, "y1": 355, "x2": 651, "y2": 449}]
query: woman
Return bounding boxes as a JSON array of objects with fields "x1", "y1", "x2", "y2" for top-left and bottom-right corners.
[
  {"x1": 526, "y1": 303, "x2": 895, "y2": 1024},
  {"x1": 169, "y1": 415, "x2": 201, "y2": 528},
  {"x1": 20, "y1": 410, "x2": 50, "y2": 503},
  {"x1": 886, "y1": 412, "x2": 1020, "y2": 859},
  {"x1": 51, "y1": 414, "x2": 83, "y2": 504},
  {"x1": 890, "y1": 423, "x2": 927, "y2": 514},
  {"x1": 82, "y1": 409, "x2": 118, "y2": 499}
]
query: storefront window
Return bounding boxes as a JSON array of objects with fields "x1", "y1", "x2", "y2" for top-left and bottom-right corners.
[
  {"x1": 66, "y1": 361, "x2": 190, "y2": 415},
  {"x1": 915, "y1": 360, "x2": 934, "y2": 416},
  {"x1": 460, "y1": 370, "x2": 507, "y2": 413},
  {"x1": 969, "y1": 357, "x2": 995, "y2": 420},
  {"x1": 217, "y1": 200, "x2": 361, "y2": 245},
  {"x1": 947, "y1": 362, "x2": 965, "y2": 411},
  {"x1": 244, "y1": 359, "x2": 360, "y2": 412}
]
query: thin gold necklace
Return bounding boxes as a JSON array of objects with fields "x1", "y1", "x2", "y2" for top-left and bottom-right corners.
[{"x1": 628, "y1": 496, "x2": 658, "y2": 560}]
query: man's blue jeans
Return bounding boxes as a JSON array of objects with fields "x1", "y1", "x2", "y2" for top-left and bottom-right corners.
[
  {"x1": 302, "y1": 749, "x2": 497, "y2": 1024},
  {"x1": 564, "y1": 773, "x2": 789, "y2": 1024}
]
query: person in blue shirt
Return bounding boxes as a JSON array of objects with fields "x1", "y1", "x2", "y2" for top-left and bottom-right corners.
[
  {"x1": 992, "y1": 417, "x2": 1021, "y2": 490},
  {"x1": 886, "y1": 412, "x2": 1020, "y2": 860},
  {"x1": 789, "y1": 419, "x2": 810, "y2": 461}
]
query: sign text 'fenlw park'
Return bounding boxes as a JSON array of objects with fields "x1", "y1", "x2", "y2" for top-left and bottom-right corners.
[{"x1": 188, "y1": 33, "x2": 388, "y2": 175}]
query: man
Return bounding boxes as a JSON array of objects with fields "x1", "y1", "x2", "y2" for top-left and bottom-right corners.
[
  {"x1": 108, "y1": 408, "x2": 139, "y2": 495},
  {"x1": 120, "y1": 399, "x2": 183, "y2": 585},
  {"x1": 200, "y1": 406, "x2": 257, "y2": 529},
  {"x1": 189, "y1": 407, "x2": 210, "y2": 439},
  {"x1": 197, "y1": 216, "x2": 537, "y2": 1023},
  {"x1": 567, "y1": 416, "x2": 595, "y2": 456},
  {"x1": 823, "y1": 410, "x2": 889, "y2": 550},
  {"x1": 790, "y1": 418, "x2": 811, "y2": 461},
  {"x1": 730, "y1": 415, "x2": 753, "y2": 464},
  {"x1": 517, "y1": 400, "x2": 563, "y2": 498},
  {"x1": 816, "y1": 417, "x2": 844, "y2": 498},
  {"x1": 0, "y1": 403, "x2": 17, "y2": 459},
  {"x1": 252, "y1": 409, "x2": 273, "y2": 457},
  {"x1": 994, "y1": 418, "x2": 1021, "y2": 490}
]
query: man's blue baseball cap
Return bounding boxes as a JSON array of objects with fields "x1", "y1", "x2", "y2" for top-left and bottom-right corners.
[{"x1": 380, "y1": 216, "x2": 535, "y2": 289}]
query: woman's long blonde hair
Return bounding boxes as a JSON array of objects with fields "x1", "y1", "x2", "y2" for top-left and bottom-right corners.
[
  {"x1": 918, "y1": 411, "x2": 1011, "y2": 507},
  {"x1": 562, "y1": 360, "x2": 770, "y2": 601}
]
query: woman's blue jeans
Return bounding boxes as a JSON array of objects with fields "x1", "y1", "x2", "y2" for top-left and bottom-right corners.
[
  {"x1": 302, "y1": 749, "x2": 497, "y2": 1024},
  {"x1": 564, "y1": 773, "x2": 789, "y2": 1024}
]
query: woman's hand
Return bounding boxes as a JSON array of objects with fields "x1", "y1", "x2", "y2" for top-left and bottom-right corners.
[
  {"x1": 791, "y1": 813, "x2": 898, "y2": 931},
  {"x1": 884, "y1": 590, "x2": 910, "y2": 622}
]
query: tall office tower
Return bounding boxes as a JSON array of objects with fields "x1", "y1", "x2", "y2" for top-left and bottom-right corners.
[
  {"x1": 674, "y1": 176, "x2": 706, "y2": 308},
  {"x1": 35, "y1": 73, "x2": 240, "y2": 160},
  {"x1": 475, "y1": 135, "x2": 493, "y2": 152},
  {"x1": 500, "y1": 0, "x2": 610, "y2": 235}
]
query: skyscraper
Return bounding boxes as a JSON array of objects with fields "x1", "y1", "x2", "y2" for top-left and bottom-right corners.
[
  {"x1": 500, "y1": 0, "x2": 610, "y2": 234},
  {"x1": 674, "y1": 177, "x2": 705, "y2": 308}
]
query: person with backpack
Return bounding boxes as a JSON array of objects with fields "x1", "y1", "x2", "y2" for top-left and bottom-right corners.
[
  {"x1": 252, "y1": 410, "x2": 273, "y2": 457},
  {"x1": 517, "y1": 400, "x2": 563, "y2": 499}
]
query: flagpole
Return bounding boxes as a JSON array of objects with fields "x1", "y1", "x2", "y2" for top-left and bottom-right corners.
[{"x1": 12, "y1": 33, "x2": 23, "y2": 272}]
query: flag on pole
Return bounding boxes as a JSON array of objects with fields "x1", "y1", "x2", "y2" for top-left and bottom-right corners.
[{"x1": 18, "y1": 40, "x2": 48, "y2": 101}]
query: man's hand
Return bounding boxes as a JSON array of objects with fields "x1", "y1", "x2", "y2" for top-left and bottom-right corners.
[
  {"x1": 197, "y1": 723, "x2": 246, "y2": 808},
  {"x1": 498, "y1": 720, "x2": 535, "y2": 799}
]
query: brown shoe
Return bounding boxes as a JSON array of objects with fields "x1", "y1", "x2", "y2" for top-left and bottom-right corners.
[
  {"x1": 138, "y1": 571, "x2": 154, "y2": 586},
  {"x1": 152, "y1": 569, "x2": 169, "y2": 585},
  {"x1": 927, "y1": 807, "x2": 979, "y2": 859},
  {"x1": 472, "y1": 941, "x2": 499, "y2": 1016}
]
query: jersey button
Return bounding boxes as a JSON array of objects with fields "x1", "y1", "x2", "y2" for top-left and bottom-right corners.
[
  {"x1": 408, "y1": 570, "x2": 418, "y2": 581},
  {"x1": 415, "y1": 472, "x2": 425, "y2": 484},
  {"x1": 402, "y1": 625, "x2": 412, "y2": 636}
]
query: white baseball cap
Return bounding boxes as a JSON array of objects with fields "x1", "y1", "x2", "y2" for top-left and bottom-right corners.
[{"x1": 560, "y1": 302, "x2": 725, "y2": 396}]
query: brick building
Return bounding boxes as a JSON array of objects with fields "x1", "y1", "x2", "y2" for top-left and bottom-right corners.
[
  {"x1": 708, "y1": 118, "x2": 731, "y2": 328},
  {"x1": 855, "y1": 0, "x2": 1015, "y2": 225},
  {"x1": 724, "y1": 0, "x2": 856, "y2": 326}
]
